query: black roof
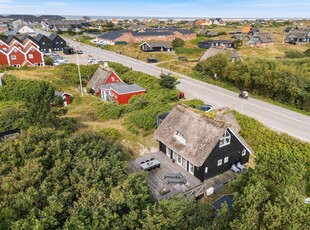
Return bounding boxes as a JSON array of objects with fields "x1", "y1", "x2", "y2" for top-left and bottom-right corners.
[
  {"x1": 134, "y1": 31, "x2": 174, "y2": 36},
  {"x1": 145, "y1": 28, "x2": 195, "y2": 35},
  {"x1": 6, "y1": 35, "x2": 23, "y2": 44},
  {"x1": 212, "y1": 194, "x2": 234, "y2": 211},
  {"x1": 200, "y1": 40, "x2": 234, "y2": 44},
  {"x1": 48, "y1": 33, "x2": 65, "y2": 42},
  {"x1": 20, "y1": 34, "x2": 39, "y2": 44},
  {"x1": 98, "y1": 30, "x2": 130, "y2": 40},
  {"x1": 35, "y1": 33, "x2": 50, "y2": 42}
]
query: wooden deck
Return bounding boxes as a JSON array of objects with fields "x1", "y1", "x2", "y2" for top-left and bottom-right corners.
[{"x1": 128, "y1": 152, "x2": 240, "y2": 199}]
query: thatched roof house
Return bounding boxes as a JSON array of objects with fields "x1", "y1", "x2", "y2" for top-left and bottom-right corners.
[{"x1": 154, "y1": 104, "x2": 253, "y2": 181}]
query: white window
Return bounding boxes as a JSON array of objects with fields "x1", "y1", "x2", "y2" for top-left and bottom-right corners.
[
  {"x1": 177, "y1": 154, "x2": 182, "y2": 165},
  {"x1": 11, "y1": 55, "x2": 16, "y2": 60},
  {"x1": 42, "y1": 42, "x2": 45, "y2": 45},
  {"x1": 61, "y1": 42, "x2": 63, "y2": 44},
  {"x1": 217, "y1": 159, "x2": 222, "y2": 166},
  {"x1": 219, "y1": 130, "x2": 231, "y2": 148},
  {"x1": 56, "y1": 42, "x2": 58, "y2": 44},
  {"x1": 172, "y1": 151, "x2": 177, "y2": 161},
  {"x1": 242, "y1": 148, "x2": 247, "y2": 156},
  {"x1": 205, "y1": 167, "x2": 208, "y2": 173},
  {"x1": 175, "y1": 131, "x2": 186, "y2": 145},
  {"x1": 182, "y1": 157, "x2": 187, "y2": 169},
  {"x1": 28, "y1": 54, "x2": 33, "y2": 59},
  {"x1": 111, "y1": 77, "x2": 115, "y2": 81},
  {"x1": 224, "y1": 156, "x2": 229, "y2": 163},
  {"x1": 189, "y1": 163, "x2": 194, "y2": 174}
]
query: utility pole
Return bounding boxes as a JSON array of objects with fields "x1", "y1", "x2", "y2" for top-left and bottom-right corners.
[{"x1": 76, "y1": 46, "x2": 83, "y2": 96}]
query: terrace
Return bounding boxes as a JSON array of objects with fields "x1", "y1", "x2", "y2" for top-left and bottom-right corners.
[{"x1": 127, "y1": 151, "x2": 238, "y2": 199}]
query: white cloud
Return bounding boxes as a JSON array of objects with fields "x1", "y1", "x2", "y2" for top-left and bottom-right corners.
[
  {"x1": 0, "y1": 0, "x2": 15, "y2": 3},
  {"x1": 46, "y1": 1, "x2": 69, "y2": 6}
]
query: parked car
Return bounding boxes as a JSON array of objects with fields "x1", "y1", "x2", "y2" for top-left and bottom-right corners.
[
  {"x1": 88, "y1": 58, "x2": 101, "y2": 64},
  {"x1": 43, "y1": 51, "x2": 52, "y2": 56},
  {"x1": 147, "y1": 58, "x2": 158, "y2": 63},
  {"x1": 198, "y1": 104, "x2": 214, "y2": 112},
  {"x1": 76, "y1": 49, "x2": 83, "y2": 54}
]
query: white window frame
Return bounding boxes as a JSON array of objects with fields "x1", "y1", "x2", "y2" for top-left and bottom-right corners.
[
  {"x1": 11, "y1": 55, "x2": 16, "y2": 60},
  {"x1": 205, "y1": 167, "x2": 208, "y2": 173},
  {"x1": 189, "y1": 163, "x2": 194, "y2": 174},
  {"x1": 182, "y1": 157, "x2": 187, "y2": 169},
  {"x1": 111, "y1": 77, "x2": 115, "y2": 81},
  {"x1": 28, "y1": 54, "x2": 34, "y2": 59},
  {"x1": 172, "y1": 151, "x2": 177, "y2": 161},
  {"x1": 177, "y1": 154, "x2": 182, "y2": 165},
  {"x1": 217, "y1": 159, "x2": 222, "y2": 166},
  {"x1": 175, "y1": 131, "x2": 186, "y2": 145},
  {"x1": 242, "y1": 148, "x2": 247, "y2": 156},
  {"x1": 219, "y1": 130, "x2": 231, "y2": 148},
  {"x1": 224, "y1": 156, "x2": 229, "y2": 163}
]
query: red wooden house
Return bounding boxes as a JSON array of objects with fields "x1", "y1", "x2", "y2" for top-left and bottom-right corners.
[
  {"x1": 88, "y1": 66, "x2": 146, "y2": 104},
  {"x1": 7, "y1": 45, "x2": 25, "y2": 67},
  {"x1": 0, "y1": 49, "x2": 9, "y2": 66},
  {"x1": 101, "y1": 82, "x2": 145, "y2": 104},
  {"x1": 54, "y1": 92, "x2": 72, "y2": 106},
  {"x1": 0, "y1": 36, "x2": 44, "y2": 67},
  {"x1": 24, "y1": 43, "x2": 44, "y2": 66},
  {"x1": 87, "y1": 67, "x2": 123, "y2": 95}
]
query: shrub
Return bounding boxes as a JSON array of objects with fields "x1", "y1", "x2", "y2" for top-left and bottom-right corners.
[
  {"x1": 172, "y1": 38, "x2": 185, "y2": 48},
  {"x1": 98, "y1": 128, "x2": 122, "y2": 141},
  {"x1": 284, "y1": 50, "x2": 305, "y2": 58},
  {"x1": 183, "y1": 99, "x2": 205, "y2": 108}
]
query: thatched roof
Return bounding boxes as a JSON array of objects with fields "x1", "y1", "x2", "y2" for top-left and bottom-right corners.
[
  {"x1": 215, "y1": 107, "x2": 241, "y2": 133},
  {"x1": 154, "y1": 104, "x2": 228, "y2": 167},
  {"x1": 87, "y1": 67, "x2": 112, "y2": 93},
  {"x1": 200, "y1": 47, "x2": 241, "y2": 62}
]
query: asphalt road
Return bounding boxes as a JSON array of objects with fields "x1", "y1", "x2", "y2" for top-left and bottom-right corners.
[{"x1": 39, "y1": 30, "x2": 310, "y2": 142}]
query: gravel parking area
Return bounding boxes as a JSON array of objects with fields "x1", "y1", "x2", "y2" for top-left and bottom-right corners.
[{"x1": 63, "y1": 53, "x2": 90, "y2": 65}]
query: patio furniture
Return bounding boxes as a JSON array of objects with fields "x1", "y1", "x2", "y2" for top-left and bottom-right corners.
[
  {"x1": 164, "y1": 172, "x2": 183, "y2": 179},
  {"x1": 231, "y1": 164, "x2": 240, "y2": 174},
  {"x1": 140, "y1": 158, "x2": 161, "y2": 171},
  {"x1": 167, "y1": 177, "x2": 187, "y2": 184},
  {"x1": 236, "y1": 162, "x2": 245, "y2": 171}
]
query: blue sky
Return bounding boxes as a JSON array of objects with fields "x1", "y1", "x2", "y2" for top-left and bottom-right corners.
[{"x1": 0, "y1": 0, "x2": 309, "y2": 18}]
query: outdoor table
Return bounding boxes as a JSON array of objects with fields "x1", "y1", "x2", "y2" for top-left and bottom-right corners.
[{"x1": 140, "y1": 159, "x2": 160, "y2": 171}]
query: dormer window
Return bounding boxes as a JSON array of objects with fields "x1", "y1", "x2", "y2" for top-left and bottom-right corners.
[
  {"x1": 219, "y1": 129, "x2": 231, "y2": 148},
  {"x1": 175, "y1": 131, "x2": 186, "y2": 145}
]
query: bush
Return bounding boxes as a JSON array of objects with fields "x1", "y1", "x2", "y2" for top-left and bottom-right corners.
[
  {"x1": 183, "y1": 99, "x2": 205, "y2": 108},
  {"x1": 98, "y1": 128, "x2": 122, "y2": 141},
  {"x1": 304, "y1": 49, "x2": 310, "y2": 57},
  {"x1": 172, "y1": 38, "x2": 185, "y2": 48},
  {"x1": 285, "y1": 50, "x2": 305, "y2": 58}
]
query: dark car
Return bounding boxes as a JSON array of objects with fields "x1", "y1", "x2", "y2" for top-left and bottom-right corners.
[
  {"x1": 147, "y1": 58, "x2": 158, "y2": 63},
  {"x1": 198, "y1": 104, "x2": 214, "y2": 112}
]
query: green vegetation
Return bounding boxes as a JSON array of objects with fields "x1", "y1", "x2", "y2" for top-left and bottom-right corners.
[
  {"x1": 98, "y1": 64, "x2": 179, "y2": 134},
  {"x1": 172, "y1": 38, "x2": 185, "y2": 48},
  {"x1": 158, "y1": 73, "x2": 180, "y2": 89},
  {"x1": 214, "y1": 111, "x2": 310, "y2": 229},
  {"x1": 0, "y1": 76, "x2": 75, "y2": 132},
  {"x1": 195, "y1": 55, "x2": 310, "y2": 111},
  {"x1": 0, "y1": 59, "x2": 309, "y2": 229}
]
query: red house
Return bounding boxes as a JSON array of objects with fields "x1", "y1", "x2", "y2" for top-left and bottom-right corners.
[
  {"x1": 88, "y1": 66, "x2": 145, "y2": 104},
  {"x1": 101, "y1": 82, "x2": 145, "y2": 104},
  {"x1": 7, "y1": 45, "x2": 26, "y2": 67},
  {"x1": 87, "y1": 67, "x2": 123, "y2": 95},
  {"x1": 0, "y1": 49, "x2": 9, "y2": 65},
  {"x1": 24, "y1": 43, "x2": 44, "y2": 66},
  {"x1": 0, "y1": 39, "x2": 9, "y2": 52},
  {"x1": 0, "y1": 36, "x2": 45, "y2": 67},
  {"x1": 54, "y1": 92, "x2": 72, "y2": 106}
]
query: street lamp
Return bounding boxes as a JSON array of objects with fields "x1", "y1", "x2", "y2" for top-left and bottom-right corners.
[{"x1": 75, "y1": 46, "x2": 83, "y2": 96}]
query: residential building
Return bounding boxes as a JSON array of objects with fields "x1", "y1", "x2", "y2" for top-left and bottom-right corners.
[
  {"x1": 154, "y1": 104, "x2": 252, "y2": 181},
  {"x1": 199, "y1": 40, "x2": 234, "y2": 49},
  {"x1": 140, "y1": 41, "x2": 173, "y2": 52},
  {"x1": 248, "y1": 32, "x2": 274, "y2": 46}
]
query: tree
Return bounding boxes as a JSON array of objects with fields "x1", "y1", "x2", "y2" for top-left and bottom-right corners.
[
  {"x1": 158, "y1": 74, "x2": 180, "y2": 89},
  {"x1": 172, "y1": 38, "x2": 185, "y2": 48}
]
